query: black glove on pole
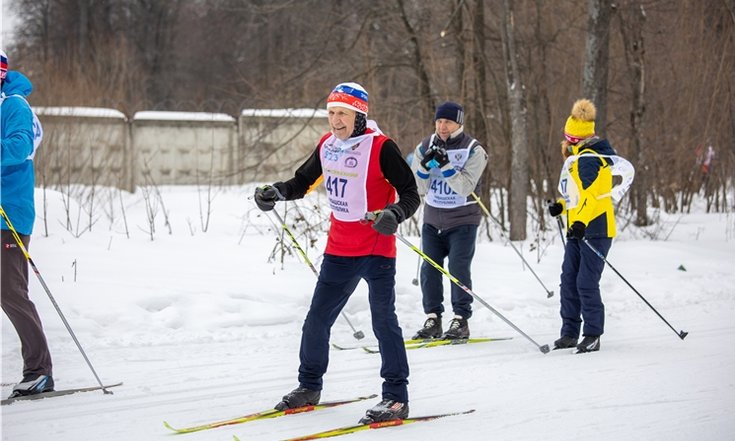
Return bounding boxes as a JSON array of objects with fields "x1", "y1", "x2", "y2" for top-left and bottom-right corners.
[
  {"x1": 254, "y1": 184, "x2": 284, "y2": 211},
  {"x1": 419, "y1": 148, "x2": 437, "y2": 170},
  {"x1": 433, "y1": 147, "x2": 450, "y2": 168},
  {"x1": 569, "y1": 221, "x2": 586, "y2": 240},
  {"x1": 547, "y1": 200, "x2": 563, "y2": 217},
  {"x1": 371, "y1": 208, "x2": 399, "y2": 235}
]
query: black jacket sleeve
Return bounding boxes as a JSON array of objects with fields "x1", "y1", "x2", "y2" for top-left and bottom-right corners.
[
  {"x1": 380, "y1": 139, "x2": 420, "y2": 222},
  {"x1": 274, "y1": 145, "x2": 323, "y2": 200}
]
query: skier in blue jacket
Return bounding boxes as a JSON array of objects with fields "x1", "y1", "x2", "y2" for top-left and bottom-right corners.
[{"x1": 1, "y1": 49, "x2": 54, "y2": 398}]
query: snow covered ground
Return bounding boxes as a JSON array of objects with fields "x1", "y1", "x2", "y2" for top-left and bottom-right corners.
[{"x1": 2, "y1": 185, "x2": 734, "y2": 441}]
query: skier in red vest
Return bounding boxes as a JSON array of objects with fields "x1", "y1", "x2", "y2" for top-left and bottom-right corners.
[{"x1": 254, "y1": 82, "x2": 419, "y2": 423}]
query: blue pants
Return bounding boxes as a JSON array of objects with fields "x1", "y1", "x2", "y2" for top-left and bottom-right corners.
[
  {"x1": 298, "y1": 254, "x2": 409, "y2": 403},
  {"x1": 559, "y1": 237, "x2": 612, "y2": 338},
  {"x1": 419, "y1": 224, "x2": 478, "y2": 319}
]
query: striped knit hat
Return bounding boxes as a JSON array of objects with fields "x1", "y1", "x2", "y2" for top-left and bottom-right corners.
[
  {"x1": 0, "y1": 50, "x2": 8, "y2": 81},
  {"x1": 327, "y1": 82, "x2": 368, "y2": 114}
]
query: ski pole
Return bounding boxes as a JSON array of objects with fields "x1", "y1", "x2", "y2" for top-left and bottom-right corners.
[
  {"x1": 270, "y1": 208, "x2": 365, "y2": 340},
  {"x1": 546, "y1": 200, "x2": 566, "y2": 247},
  {"x1": 364, "y1": 212, "x2": 550, "y2": 354},
  {"x1": 0, "y1": 205, "x2": 113, "y2": 394},
  {"x1": 471, "y1": 193, "x2": 554, "y2": 298},
  {"x1": 582, "y1": 238, "x2": 688, "y2": 340},
  {"x1": 411, "y1": 243, "x2": 421, "y2": 286},
  {"x1": 556, "y1": 217, "x2": 566, "y2": 247}
]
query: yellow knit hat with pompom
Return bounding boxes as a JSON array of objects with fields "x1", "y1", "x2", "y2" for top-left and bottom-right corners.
[{"x1": 564, "y1": 99, "x2": 596, "y2": 144}]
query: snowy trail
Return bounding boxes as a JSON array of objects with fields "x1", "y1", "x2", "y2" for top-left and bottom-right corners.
[
  {"x1": 3, "y1": 289, "x2": 733, "y2": 441},
  {"x1": 2, "y1": 188, "x2": 734, "y2": 440}
]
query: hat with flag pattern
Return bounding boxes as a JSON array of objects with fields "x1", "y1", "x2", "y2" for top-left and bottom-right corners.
[
  {"x1": 0, "y1": 50, "x2": 8, "y2": 81},
  {"x1": 327, "y1": 82, "x2": 368, "y2": 115}
]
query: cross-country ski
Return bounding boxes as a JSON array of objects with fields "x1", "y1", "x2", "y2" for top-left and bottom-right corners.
[
  {"x1": 163, "y1": 394, "x2": 377, "y2": 434},
  {"x1": 1, "y1": 382, "x2": 122, "y2": 405},
  {"x1": 233, "y1": 410, "x2": 476, "y2": 441}
]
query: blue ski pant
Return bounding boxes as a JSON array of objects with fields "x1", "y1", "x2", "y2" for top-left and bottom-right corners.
[
  {"x1": 420, "y1": 224, "x2": 477, "y2": 319},
  {"x1": 559, "y1": 237, "x2": 612, "y2": 338},
  {"x1": 298, "y1": 254, "x2": 409, "y2": 403}
]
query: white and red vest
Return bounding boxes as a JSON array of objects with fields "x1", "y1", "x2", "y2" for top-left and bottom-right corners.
[{"x1": 318, "y1": 129, "x2": 397, "y2": 257}]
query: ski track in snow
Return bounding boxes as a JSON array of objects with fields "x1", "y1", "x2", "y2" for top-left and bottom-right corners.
[{"x1": 2, "y1": 187, "x2": 734, "y2": 440}]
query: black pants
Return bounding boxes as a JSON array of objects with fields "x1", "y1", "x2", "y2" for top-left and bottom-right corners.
[
  {"x1": 1, "y1": 229, "x2": 53, "y2": 379},
  {"x1": 420, "y1": 224, "x2": 478, "y2": 319},
  {"x1": 559, "y1": 237, "x2": 612, "y2": 338},
  {"x1": 298, "y1": 254, "x2": 409, "y2": 402}
]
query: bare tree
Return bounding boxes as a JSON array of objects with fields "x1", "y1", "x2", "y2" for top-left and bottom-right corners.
[
  {"x1": 501, "y1": 0, "x2": 530, "y2": 241},
  {"x1": 8, "y1": 0, "x2": 735, "y2": 221},
  {"x1": 527, "y1": 0, "x2": 560, "y2": 226},
  {"x1": 396, "y1": 0, "x2": 436, "y2": 122},
  {"x1": 619, "y1": 0, "x2": 649, "y2": 226},
  {"x1": 582, "y1": 0, "x2": 615, "y2": 138},
  {"x1": 468, "y1": 0, "x2": 494, "y2": 213}
]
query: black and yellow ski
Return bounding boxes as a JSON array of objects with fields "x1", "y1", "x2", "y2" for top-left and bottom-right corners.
[
  {"x1": 331, "y1": 337, "x2": 512, "y2": 353},
  {"x1": 163, "y1": 394, "x2": 377, "y2": 434},
  {"x1": 259, "y1": 409, "x2": 476, "y2": 441}
]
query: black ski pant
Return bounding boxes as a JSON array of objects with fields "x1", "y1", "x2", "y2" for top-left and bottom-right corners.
[
  {"x1": 559, "y1": 236, "x2": 612, "y2": 338},
  {"x1": 297, "y1": 254, "x2": 409, "y2": 403},
  {"x1": 420, "y1": 223, "x2": 478, "y2": 320}
]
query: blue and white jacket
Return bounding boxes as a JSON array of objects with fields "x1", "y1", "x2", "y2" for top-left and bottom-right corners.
[{"x1": 1, "y1": 70, "x2": 37, "y2": 235}]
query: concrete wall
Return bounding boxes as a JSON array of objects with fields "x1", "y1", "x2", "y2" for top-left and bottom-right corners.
[
  {"x1": 238, "y1": 109, "x2": 330, "y2": 182},
  {"x1": 132, "y1": 111, "x2": 236, "y2": 187},
  {"x1": 34, "y1": 107, "x2": 330, "y2": 191},
  {"x1": 34, "y1": 107, "x2": 131, "y2": 190}
]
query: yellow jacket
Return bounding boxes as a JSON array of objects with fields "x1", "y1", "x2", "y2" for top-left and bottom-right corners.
[{"x1": 558, "y1": 138, "x2": 616, "y2": 239}]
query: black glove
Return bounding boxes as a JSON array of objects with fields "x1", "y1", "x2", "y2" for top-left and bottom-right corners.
[
  {"x1": 547, "y1": 200, "x2": 563, "y2": 217},
  {"x1": 254, "y1": 184, "x2": 284, "y2": 212},
  {"x1": 568, "y1": 221, "x2": 586, "y2": 240},
  {"x1": 433, "y1": 147, "x2": 450, "y2": 168},
  {"x1": 371, "y1": 206, "x2": 402, "y2": 236},
  {"x1": 419, "y1": 148, "x2": 437, "y2": 170}
]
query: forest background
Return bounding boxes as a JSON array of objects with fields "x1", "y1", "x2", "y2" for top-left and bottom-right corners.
[{"x1": 3, "y1": 0, "x2": 734, "y2": 239}]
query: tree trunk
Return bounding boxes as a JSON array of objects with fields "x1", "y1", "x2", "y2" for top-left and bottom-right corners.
[
  {"x1": 453, "y1": 0, "x2": 467, "y2": 100},
  {"x1": 620, "y1": 1, "x2": 649, "y2": 226},
  {"x1": 531, "y1": 0, "x2": 556, "y2": 225},
  {"x1": 582, "y1": 0, "x2": 614, "y2": 138},
  {"x1": 471, "y1": 0, "x2": 492, "y2": 211},
  {"x1": 397, "y1": 0, "x2": 435, "y2": 121},
  {"x1": 501, "y1": 0, "x2": 529, "y2": 241}
]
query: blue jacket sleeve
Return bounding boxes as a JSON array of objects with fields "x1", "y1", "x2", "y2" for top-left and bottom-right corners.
[
  {"x1": 1, "y1": 97, "x2": 35, "y2": 166},
  {"x1": 577, "y1": 155, "x2": 605, "y2": 190}
]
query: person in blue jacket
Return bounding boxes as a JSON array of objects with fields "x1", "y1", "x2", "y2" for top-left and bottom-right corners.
[{"x1": 1, "y1": 49, "x2": 54, "y2": 397}]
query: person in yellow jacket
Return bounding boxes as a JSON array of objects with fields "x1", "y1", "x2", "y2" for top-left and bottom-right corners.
[{"x1": 548, "y1": 99, "x2": 617, "y2": 353}]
